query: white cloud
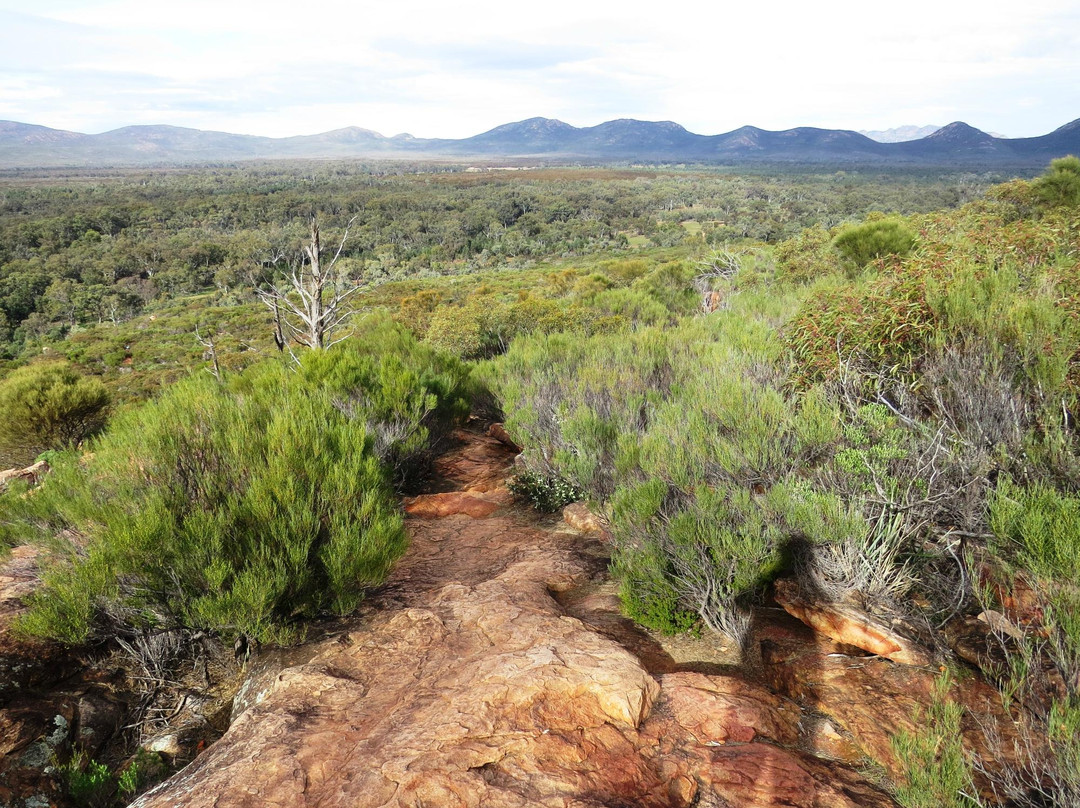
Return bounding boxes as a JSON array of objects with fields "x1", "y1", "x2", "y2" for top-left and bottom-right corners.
[{"x1": 0, "y1": 0, "x2": 1076, "y2": 138}]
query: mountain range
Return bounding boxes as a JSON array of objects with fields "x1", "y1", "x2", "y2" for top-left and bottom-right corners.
[
  {"x1": 858, "y1": 125, "x2": 942, "y2": 143},
  {"x1": 1, "y1": 116, "x2": 1078, "y2": 168}
]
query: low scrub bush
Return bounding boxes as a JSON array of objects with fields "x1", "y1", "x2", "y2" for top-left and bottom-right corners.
[
  {"x1": 989, "y1": 478, "x2": 1080, "y2": 691},
  {"x1": 425, "y1": 293, "x2": 583, "y2": 359},
  {"x1": 0, "y1": 361, "x2": 110, "y2": 467},
  {"x1": 891, "y1": 671, "x2": 982, "y2": 808},
  {"x1": 4, "y1": 319, "x2": 467, "y2": 646},
  {"x1": 507, "y1": 468, "x2": 584, "y2": 513},
  {"x1": 833, "y1": 217, "x2": 917, "y2": 273},
  {"x1": 610, "y1": 482, "x2": 785, "y2": 642},
  {"x1": 1035, "y1": 155, "x2": 1080, "y2": 209},
  {"x1": 485, "y1": 299, "x2": 845, "y2": 642},
  {"x1": 773, "y1": 226, "x2": 841, "y2": 285},
  {"x1": 56, "y1": 748, "x2": 166, "y2": 808}
]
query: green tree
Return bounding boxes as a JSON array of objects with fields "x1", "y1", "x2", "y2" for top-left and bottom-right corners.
[{"x1": 0, "y1": 362, "x2": 110, "y2": 466}]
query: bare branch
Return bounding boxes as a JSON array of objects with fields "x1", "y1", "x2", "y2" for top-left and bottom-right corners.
[{"x1": 255, "y1": 214, "x2": 361, "y2": 350}]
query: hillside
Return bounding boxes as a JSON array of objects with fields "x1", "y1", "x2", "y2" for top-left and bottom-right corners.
[{"x1": 1, "y1": 115, "x2": 1078, "y2": 168}]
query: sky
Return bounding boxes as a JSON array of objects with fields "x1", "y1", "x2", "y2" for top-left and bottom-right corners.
[{"x1": 1, "y1": 0, "x2": 1078, "y2": 140}]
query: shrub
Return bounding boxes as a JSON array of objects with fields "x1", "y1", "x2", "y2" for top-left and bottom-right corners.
[
  {"x1": 425, "y1": 294, "x2": 580, "y2": 360},
  {"x1": 989, "y1": 477, "x2": 1080, "y2": 586},
  {"x1": 833, "y1": 218, "x2": 917, "y2": 273},
  {"x1": 891, "y1": 671, "x2": 982, "y2": 808},
  {"x1": 59, "y1": 751, "x2": 114, "y2": 808},
  {"x1": 610, "y1": 482, "x2": 785, "y2": 644},
  {"x1": 587, "y1": 287, "x2": 671, "y2": 329},
  {"x1": 1035, "y1": 155, "x2": 1080, "y2": 209},
  {"x1": 0, "y1": 361, "x2": 109, "y2": 467},
  {"x1": 507, "y1": 469, "x2": 584, "y2": 513},
  {"x1": 485, "y1": 303, "x2": 842, "y2": 644},
  {"x1": 8, "y1": 321, "x2": 467, "y2": 646},
  {"x1": 295, "y1": 315, "x2": 470, "y2": 485},
  {"x1": 774, "y1": 226, "x2": 841, "y2": 285}
]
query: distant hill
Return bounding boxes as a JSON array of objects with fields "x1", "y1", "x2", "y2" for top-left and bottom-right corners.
[
  {"x1": 1, "y1": 116, "x2": 1077, "y2": 168},
  {"x1": 859, "y1": 125, "x2": 942, "y2": 143}
]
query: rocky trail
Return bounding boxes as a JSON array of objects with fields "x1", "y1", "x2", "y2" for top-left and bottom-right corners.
[
  {"x1": 129, "y1": 424, "x2": 897, "y2": 808},
  {"x1": 2, "y1": 423, "x2": 1026, "y2": 807}
]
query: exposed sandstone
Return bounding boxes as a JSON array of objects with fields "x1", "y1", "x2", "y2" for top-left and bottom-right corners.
[
  {"x1": 760, "y1": 609, "x2": 1038, "y2": 795},
  {"x1": 403, "y1": 491, "x2": 501, "y2": 518},
  {"x1": 487, "y1": 422, "x2": 522, "y2": 453},
  {"x1": 773, "y1": 578, "x2": 932, "y2": 666},
  {"x1": 136, "y1": 428, "x2": 896, "y2": 808},
  {"x1": 562, "y1": 502, "x2": 607, "y2": 536}
]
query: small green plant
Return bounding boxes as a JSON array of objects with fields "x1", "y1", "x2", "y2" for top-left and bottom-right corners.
[
  {"x1": 891, "y1": 670, "x2": 983, "y2": 808},
  {"x1": 834, "y1": 403, "x2": 909, "y2": 494},
  {"x1": 507, "y1": 468, "x2": 584, "y2": 513},
  {"x1": 58, "y1": 751, "x2": 114, "y2": 807},
  {"x1": 117, "y1": 749, "x2": 167, "y2": 798}
]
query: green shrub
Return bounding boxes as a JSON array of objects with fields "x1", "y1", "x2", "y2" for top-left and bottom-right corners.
[
  {"x1": 587, "y1": 287, "x2": 671, "y2": 329},
  {"x1": 507, "y1": 469, "x2": 584, "y2": 513},
  {"x1": 630, "y1": 261, "x2": 699, "y2": 316},
  {"x1": 891, "y1": 671, "x2": 982, "y2": 808},
  {"x1": 295, "y1": 315, "x2": 470, "y2": 485},
  {"x1": 989, "y1": 477, "x2": 1080, "y2": 585},
  {"x1": 59, "y1": 751, "x2": 114, "y2": 808},
  {"x1": 117, "y1": 749, "x2": 167, "y2": 798},
  {"x1": 54, "y1": 748, "x2": 166, "y2": 807},
  {"x1": 484, "y1": 303, "x2": 840, "y2": 643},
  {"x1": 9, "y1": 320, "x2": 467, "y2": 646},
  {"x1": 425, "y1": 294, "x2": 580, "y2": 359},
  {"x1": 611, "y1": 482, "x2": 786, "y2": 643},
  {"x1": 774, "y1": 226, "x2": 841, "y2": 285},
  {"x1": 833, "y1": 218, "x2": 917, "y2": 273},
  {"x1": 0, "y1": 361, "x2": 110, "y2": 467},
  {"x1": 1035, "y1": 155, "x2": 1080, "y2": 209}
]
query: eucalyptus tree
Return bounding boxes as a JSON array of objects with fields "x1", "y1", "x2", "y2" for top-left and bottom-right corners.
[{"x1": 256, "y1": 216, "x2": 360, "y2": 353}]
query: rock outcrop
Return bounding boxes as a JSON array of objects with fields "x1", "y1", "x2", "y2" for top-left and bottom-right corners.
[
  {"x1": 772, "y1": 579, "x2": 931, "y2": 666},
  {"x1": 760, "y1": 608, "x2": 1037, "y2": 798}
]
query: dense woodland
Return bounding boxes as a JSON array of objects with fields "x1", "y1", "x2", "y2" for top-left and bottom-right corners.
[
  {"x1": 1, "y1": 156, "x2": 1079, "y2": 807},
  {"x1": 0, "y1": 164, "x2": 1002, "y2": 359}
]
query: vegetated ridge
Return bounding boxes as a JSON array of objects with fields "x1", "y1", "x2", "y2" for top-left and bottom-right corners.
[{"x1": 1, "y1": 115, "x2": 1078, "y2": 167}]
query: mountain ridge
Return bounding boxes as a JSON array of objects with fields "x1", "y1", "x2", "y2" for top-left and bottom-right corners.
[{"x1": 1, "y1": 116, "x2": 1077, "y2": 168}]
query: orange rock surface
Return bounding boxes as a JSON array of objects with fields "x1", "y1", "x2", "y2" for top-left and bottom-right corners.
[{"x1": 135, "y1": 429, "x2": 896, "y2": 808}]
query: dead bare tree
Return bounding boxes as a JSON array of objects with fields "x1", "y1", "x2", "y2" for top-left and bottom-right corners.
[
  {"x1": 694, "y1": 248, "x2": 741, "y2": 313},
  {"x1": 194, "y1": 324, "x2": 222, "y2": 381},
  {"x1": 256, "y1": 215, "x2": 360, "y2": 352}
]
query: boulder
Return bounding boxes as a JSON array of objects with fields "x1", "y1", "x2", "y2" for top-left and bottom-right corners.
[
  {"x1": 0, "y1": 460, "x2": 49, "y2": 492},
  {"x1": 773, "y1": 578, "x2": 932, "y2": 666},
  {"x1": 562, "y1": 502, "x2": 607, "y2": 536}
]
